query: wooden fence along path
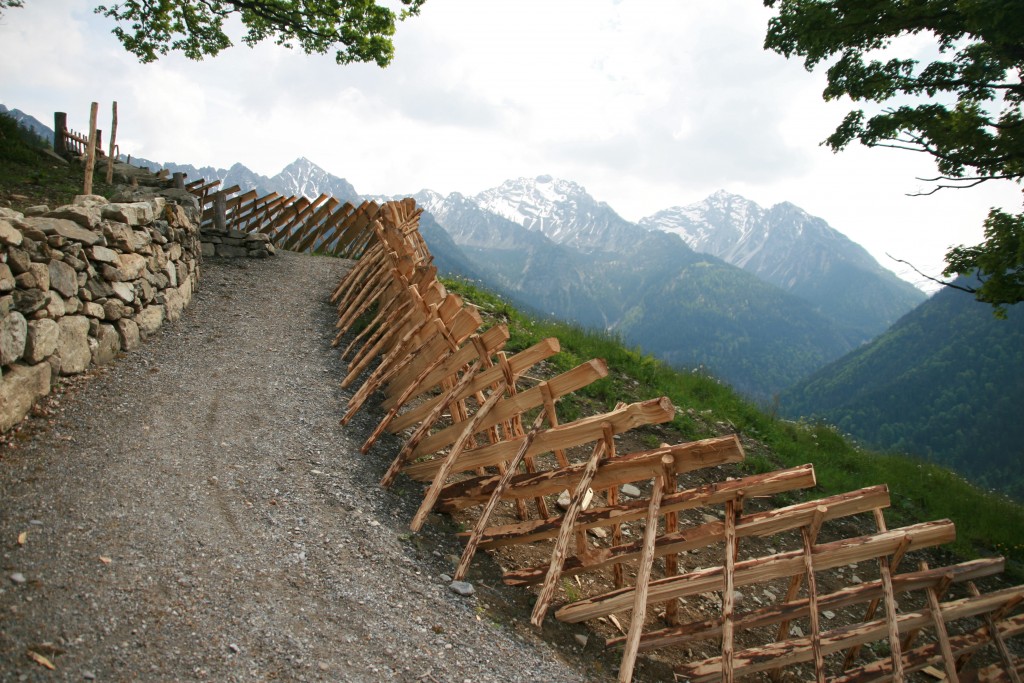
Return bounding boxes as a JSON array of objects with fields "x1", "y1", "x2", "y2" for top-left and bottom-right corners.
[{"x1": 183, "y1": 179, "x2": 1024, "y2": 682}]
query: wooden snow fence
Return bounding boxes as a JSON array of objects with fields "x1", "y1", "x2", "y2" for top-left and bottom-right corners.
[
  {"x1": 185, "y1": 178, "x2": 385, "y2": 259},
  {"x1": 185, "y1": 182, "x2": 1023, "y2": 682}
]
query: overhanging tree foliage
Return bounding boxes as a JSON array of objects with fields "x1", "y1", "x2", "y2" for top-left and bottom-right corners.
[
  {"x1": 2, "y1": 1, "x2": 426, "y2": 68},
  {"x1": 762, "y1": 0, "x2": 1024, "y2": 312}
]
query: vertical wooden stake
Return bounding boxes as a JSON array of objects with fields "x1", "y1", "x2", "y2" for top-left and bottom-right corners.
[
  {"x1": 53, "y1": 112, "x2": 67, "y2": 156},
  {"x1": 874, "y1": 508, "x2": 905, "y2": 683},
  {"x1": 660, "y1": 443, "x2": 680, "y2": 625},
  {"x1": 721, "y1": 498, "x2": 738, "y2": 683},
  {"x1": 454, "y1": 410, "x2": 548, "y2": 581},
  {"x1": 618, "y1": 455, "x2": 672, "y2": 683},
  {"x1": 105, "y1": 101, "x2": 117, "y2": 184},
  {"x1": 923, "y1": 563, "x2": 960, "y2": 683},
  {"x1": 83, "y1": 102, "x2": 99, "y2": 195},
  {"x1": 497, "y1": 352, "x2": 530, "y2": 520},
  {"x1": 531, "y1": 423, "x2": 612, "y2": 627},
  {"x1": 380, "y1": 361, "x2": 482, "y2": 487},
  {"x1": 409, "y1": 381, "x2": 506, "y2": 532},
  {"x1": 803, "y1": 508, "x2": 828, "y2": 683},
  {"x1": 214, "y1": 191, "x2": 228, "y2": 232}
]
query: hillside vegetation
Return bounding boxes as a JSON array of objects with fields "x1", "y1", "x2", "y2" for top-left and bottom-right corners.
[
  {"x1": 783, "y1": 278, "x2": 1024, "y2": 501},
  {"x1": 442, "y1": 277, "x2": 1024, "y2": 579}
]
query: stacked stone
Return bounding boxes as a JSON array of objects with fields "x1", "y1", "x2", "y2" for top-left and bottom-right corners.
[
  {"x1": 201, "y1": 228, "x2": 275, "y2": 259},
  {"x1": 0, "y1": 193, "x2": 202, "y2": 432}
]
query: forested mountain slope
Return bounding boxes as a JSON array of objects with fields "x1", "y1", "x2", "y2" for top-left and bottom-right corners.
[{"x1": 782, "y1": 280, "x2": 1024, "y2": 500}]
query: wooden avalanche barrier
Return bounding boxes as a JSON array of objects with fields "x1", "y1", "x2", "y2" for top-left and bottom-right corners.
[{"x1": 186, "y1": 178, "x2": 1024, "y2": 683}]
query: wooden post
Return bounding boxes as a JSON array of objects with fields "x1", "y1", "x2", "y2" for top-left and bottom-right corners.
[
  {"x1": 409, "y1": 380, "x2": 507, "y2": 532},
  {"x1": 531, "y1": 423, "x2": 613, "y2": 627},
  {"x1": 803, "y1": 509, "x2": 828, "y2": 683},
  {"x1": 214, "y1": 191, "x2": 227, "y2": 232},
  {"x1": 83, "y1": 103, "x2": 99, "y2": 195},
  {"x1": 380, "y1": 360, "x2": 482, "y2": 487},
  {"x1": 105, "y1": 101, "x2": 117, "y2": 184},
  {"x1": 721, "y1": 498, "x2": 739, "y2": 683},
  {"x1": 662, "y1": 447, "x2": 680, "y2": 625},
  {"x1": 454, "y1": 410, "x2": 549, "y2": 581},
  {"x1": 618, "y1": 456, "x2": 672, "y2": 683},
  {"x1": 53, "y1": 112, "x2": 67, "y2": 156}
]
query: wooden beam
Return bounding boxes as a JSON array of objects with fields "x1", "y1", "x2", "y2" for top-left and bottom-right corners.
[
  {"x1": 554, "y1": 520, "x2": 957, "y2": 624},
  {"x1": 454, "y1": 410, "x2": 549, "y2": 581},
  {"x1": 440, "y1": 435, "x2": 746, "y2": 513},
  {"x1": 410, "y1": 359, "x2": 608, "y2": 460},
  {"x1": 828, "y1": 613, "x2": 1024, "y2": 683},
  {"x1": 610, "y1": 558, "x2": 1005, "y2": 653},
  {"x1": 459, "y1": 462, "x2": 813, "y2": 546},
  {"x1": 380, "y1": 360, "x2": 482, "y2": 487},
  {"x1": 969, "y1": 582, "x2": 1023, "y2": 683},
  {"x1": 503, "y1": 485, "x2": 888, "y2": 588},
  {"x1": 386, "y1": 337, "x2": 560, "y2": 429},
  {"x1": 675, "y1": 586, "x2": 1024, "y2": 683},
  {"x1": 409, "y1": 381, "x2": 507, "y2": 531},
  {"x1": 403, "y1": 398, "x2": 677, "y2": 482}
]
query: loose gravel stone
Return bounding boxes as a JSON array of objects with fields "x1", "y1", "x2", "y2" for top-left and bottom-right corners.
[{"x1": 449, "y1": 580, "x2": 476, "y2": 597}]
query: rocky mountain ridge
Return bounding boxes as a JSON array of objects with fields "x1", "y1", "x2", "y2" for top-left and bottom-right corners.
[{"x1": 640, "y1": 190, "x2": 926, "y2": 342}]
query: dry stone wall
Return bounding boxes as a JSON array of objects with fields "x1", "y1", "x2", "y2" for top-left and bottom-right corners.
[{"x1": 0, "y1": 191, "x2": 202, "y2": 432}]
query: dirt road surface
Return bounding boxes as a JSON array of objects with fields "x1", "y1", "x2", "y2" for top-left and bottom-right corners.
[{"x1": 0, "y1": 251, "x2": 589, "y2": 682}]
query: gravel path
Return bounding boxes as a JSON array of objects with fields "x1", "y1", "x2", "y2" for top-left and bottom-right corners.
[{"x1": 0, "y1": 251, "x2": 588, "y2": 682}]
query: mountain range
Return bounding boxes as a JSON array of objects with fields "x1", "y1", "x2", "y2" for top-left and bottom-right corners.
[
  {"x1": 782, "y1": 276, "x2": 1024, "y2": 500},
  {"x1": 414, "y1": 176, "x2": 911, "y2": 398},
  {"x1": 0, "y1": 105, "x2": 54, "y2": 143},
  {"x1": 7, "y1": 101, "x2": 1020, "y2": 497},
  {"x1": 0, "y1": 105, "x2": 923, "y2": 400},
  {"x1": 640, "y1": 191, "x2": 925, "y2": 343},
  {"x1": 112, "y1": 152, "x2": 925, "y2": 398},
  {"x1": 128, "y1": 156, "x2": 360, "y2": 206}
]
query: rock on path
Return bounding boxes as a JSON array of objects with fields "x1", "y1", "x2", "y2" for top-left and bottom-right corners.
[{"x1": 0, "y1": 251, "x2": 586, "y2": 682}]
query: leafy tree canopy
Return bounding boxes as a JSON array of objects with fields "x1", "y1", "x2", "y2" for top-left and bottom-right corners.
[
  {"x1": 2, "y1": 1, "x2": 425, "y2": 68},
  {"x1": 763, "y1": 0, "x2": 1024, "y2": 312}
]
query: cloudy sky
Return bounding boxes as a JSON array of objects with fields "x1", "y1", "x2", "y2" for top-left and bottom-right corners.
[{"x1": 2, "y1": 0, "x2": 1020, "y2": 291}]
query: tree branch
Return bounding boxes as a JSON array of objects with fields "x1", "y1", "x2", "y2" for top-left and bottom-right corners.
[{"x1": 885, "y1": 253, "x2": 979, "y2": 294}]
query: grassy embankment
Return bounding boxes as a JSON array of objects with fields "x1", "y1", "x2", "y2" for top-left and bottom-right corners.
[{"x1": 442, "y1": 277, "x2": 1024, "y2": 579}]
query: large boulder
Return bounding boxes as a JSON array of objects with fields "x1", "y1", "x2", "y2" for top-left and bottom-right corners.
[
  {"x1": 46, "y1": 205, "x2": 102, "y2": 229},
  {"x1": 57, "y1": 315, "x2": 91, "y2": 374},
  {"x1": 0, "y1": 218, "x2": 24, "y2": 247},
  {"x1": 24, "y1": 319, "x2": 59, "y2": 363},
  {"x1": 136, "y1": 305, "x2": 164, "y2": 337},
  {"x1": 0, "y1": 362, "x2": 52, "y2": 432},
  {"x1": 0, "y1": 311, "x2": 27, "y2": 365},
  {"x1": 102, "y1": 202, "x2": 156, "y2": 226},
  {"x1": 48, "y1": 259, "x2": 79, "y2": 298},
  {"x1": 18, "y1": 216, "x2": 102, "y2": 246},
  {"x1": 90, "y1": 324, "x2": 121, "y2": 366},
  {"x1": 115, "y1": 253, "x2": 149, "y2": 281}
]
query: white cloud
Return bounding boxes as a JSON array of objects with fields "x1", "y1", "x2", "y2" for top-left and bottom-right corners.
[{"x1": 1, "y1": 0, "x2": 1020, "y2": 292}]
